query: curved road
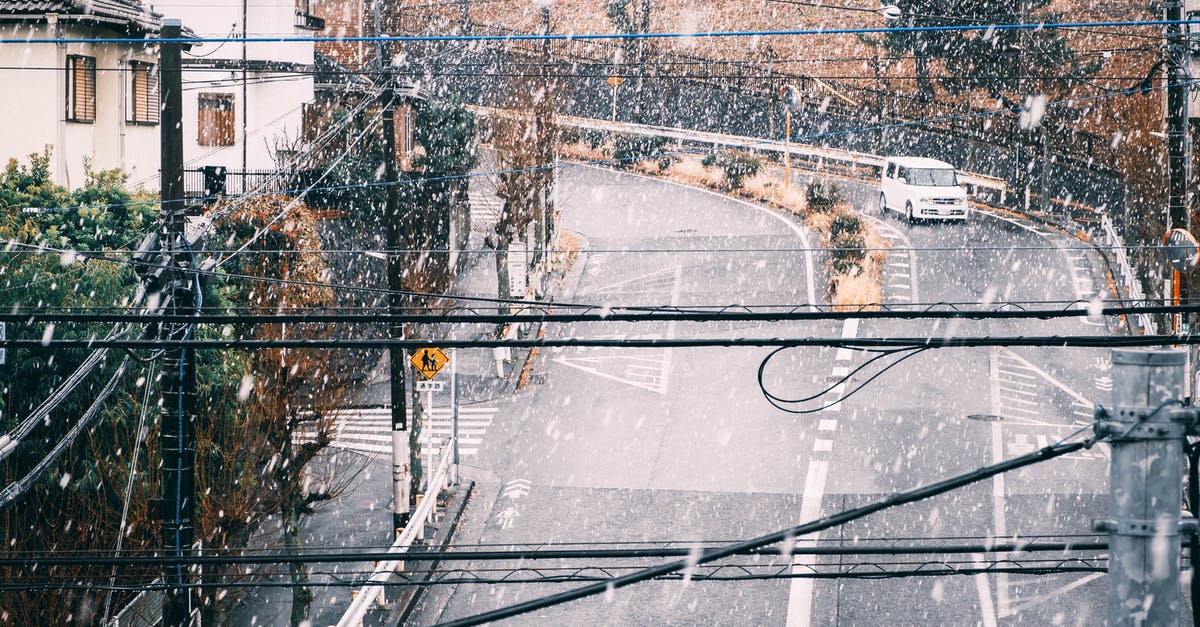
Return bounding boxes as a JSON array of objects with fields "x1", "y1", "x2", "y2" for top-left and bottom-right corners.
[{"x1": 422, "y1": 166, "x2": 1115, "y2": 626}]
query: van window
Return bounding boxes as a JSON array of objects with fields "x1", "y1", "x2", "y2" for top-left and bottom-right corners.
[
  {"x1": 905, "y1": 168, "x2": 958, "y2": 186},
  {"x1": 896, "y1": 166, "x2": 907, "y2": 181},
  {"x1": 885, "y1": 163, "x2": 895, "y2": 178}
]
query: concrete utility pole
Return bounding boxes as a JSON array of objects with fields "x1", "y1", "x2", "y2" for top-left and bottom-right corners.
[
  {"x1": 1095, "y1": 349, "x2": 1187, "y2": 625},
  {"x1": 158, "y1": 17, "x2": 197, "y2": 626},
  {"x1": 1166, "y1": 0, "x2": 1192, "y2": 331}
]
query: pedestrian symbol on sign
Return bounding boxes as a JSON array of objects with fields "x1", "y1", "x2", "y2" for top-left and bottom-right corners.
[{"x1": 410, "y1": 347, "x2": 449, "y2": 380}]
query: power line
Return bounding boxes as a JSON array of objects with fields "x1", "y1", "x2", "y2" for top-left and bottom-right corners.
[
  {"x1": 0, "y1": 539, "x2": 1110, "y2": 567},
  {"x1": 3, "y1": 301, "x2": 1197, "y2": 325},
  {"x1": 5, "y1": 18, "x2": 1197, "y2": 45},
  {"x1": 7, "y1": 333, "x2": 1200, "y2": 351},
  {"x1": 436, "y1": 431, "x2": 1100, "y2": 626}
]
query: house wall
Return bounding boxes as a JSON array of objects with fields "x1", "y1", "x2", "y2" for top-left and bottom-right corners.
[
  {"x1": 313, "y1": 0, "x2": 368, "y2": 70},
  {"x1": 0, "y1": 22, "x2": 159, "y2": 190},
  {"x1": 155, "y1": 0, "x2": 315, "y2": 173}
]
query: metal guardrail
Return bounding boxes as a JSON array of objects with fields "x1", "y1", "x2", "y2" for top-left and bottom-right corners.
[
  {"x1": 476, "y1": 107, "x2": 1011, "y2": 200},
  {"x1": 1099, "y1": 215, "x2": 1155, "y2": 335},
  {"x1": 334, "y1": 442, "x2": 455, "y2": 627}
]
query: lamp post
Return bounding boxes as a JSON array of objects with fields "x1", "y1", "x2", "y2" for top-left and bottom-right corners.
[{"x1": 779, "y1": 84, "x2": 801, "y2": 192}]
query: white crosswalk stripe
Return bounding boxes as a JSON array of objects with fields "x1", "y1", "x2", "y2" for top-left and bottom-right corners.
[
  {"x1": 470, "y1": 193, "x2": 502, "y2": 236},
  {"x1": 294, "y1": 406, "x2": 497, "y2": 460}
]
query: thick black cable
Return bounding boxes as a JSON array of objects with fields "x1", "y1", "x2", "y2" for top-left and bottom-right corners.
[
  {"x1": 0, "y1": 540, "x2": 1110, "y2": 568},
  {"x1": 1188, "y1": 439, "x2": 1200, "y2": 627},
  {"x1": 4, "y1": 302, "x2": 1198, "y2": 325},
  {"x1": 436, "y1": 434, "x2": 1099, "y2": 626},
  {"x1": 10, "y1": 334, "x2": 1200, "y2": 351},
  {"x1": 759, "y1": 347, "x2": 931, "y2": 414},
  {"x1": 0, "y1": 565, "x2": 1107, "y2": 593}
]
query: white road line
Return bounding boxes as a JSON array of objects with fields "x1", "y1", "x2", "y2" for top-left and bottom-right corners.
[
  {"x1": 818, "y1": 419, "x2": 837, "y2": 431},
  {"x1": 973, "y1": 555, "x2": 1000, "y2": 627},
  {"x1": 787, "y1": 317, "x2": 857, "y2": 627},
  {"x1": 864, "y1": 218, "x2": 922, "y2": 303},
  {"x1": 999, "y1": 386, "x2": 1038, "y2": 397},
  {"x1": 998, "y1": 369, "x2": 1037, "y2": 380},
  {"x1": 813, "y1": 439, "x2": 833, "y2": 452},
  {"x1": 588, "y1": 164, "x2": 819, "y2": 310},
  {"x1": 1000, "y1": 348, "x2": 1096, "y2": 407},
  {"x1": 831, "y1": 366, "x2": 850, "y2": 377},
  {"x1": 989, "y1": 348, "x2": 1012, "y2": 618}
]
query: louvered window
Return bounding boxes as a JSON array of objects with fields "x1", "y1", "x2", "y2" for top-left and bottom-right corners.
[
  {"x1": 66, "y1": 55, "x2": 96, "y2": 123},
  {"x1": 128, "y1": 61, "x2": 159, "y2": 124},
  {"x1": 198, "y1": 93, "x2": 235, "y2": 146}
]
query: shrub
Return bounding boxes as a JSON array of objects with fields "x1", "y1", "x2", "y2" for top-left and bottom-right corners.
[
  {"x1": 719, "y1": 152, "x2": 762, "y2": 189},
  {"x1": 657, "y1": 155, "x2": 678, "y2": 172},
  {"x1": 560, "y1": 127, "x2": 583, "y2": 145},
  {"x1": 584, "y1": 129, "x2": 610, "y2": 150},
  {"x1": 830, "y1": 232, "x2": 867, "y2": 275},
  {"x1": 806, "y1": 180, "x2": 843, "y2": 212},
  {"x1": 700, "y1": 152, "x2": 719, "y2": 167},
  {"x1": 612, "y1": 134, "x2": 667, "y2": 169},
  {"x1": 829, "y1": 214, "x2": 863, "y2": 240}
]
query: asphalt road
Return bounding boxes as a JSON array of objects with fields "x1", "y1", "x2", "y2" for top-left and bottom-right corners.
[{"x1": 419, "y1": 165, "x2": 1117, "y2": 626}]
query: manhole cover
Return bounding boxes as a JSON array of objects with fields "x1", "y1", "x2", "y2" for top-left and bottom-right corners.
[{"x1": 967, "y1": 414, "x2": 1005, "y2": 422}]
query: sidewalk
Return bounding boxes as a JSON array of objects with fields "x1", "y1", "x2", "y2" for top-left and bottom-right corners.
[{"x1": 226, "y1": 182, "x2": 583, "y2": 625}]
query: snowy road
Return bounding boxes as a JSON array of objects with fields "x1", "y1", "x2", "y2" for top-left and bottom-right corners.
[{"x1": 423, "y1": 166, "x2": 1113, "y2": 626}]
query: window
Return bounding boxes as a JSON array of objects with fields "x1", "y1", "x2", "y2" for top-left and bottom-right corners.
[
  {"x1": 198, "y1": 93, "x2": 235, "y2": 146},
  {"x1": 128, "y1": 61, "x2": 159, "y2": 125},
  {"x1": 66, "y1": 55, "x2": 96, "y2": 123}
]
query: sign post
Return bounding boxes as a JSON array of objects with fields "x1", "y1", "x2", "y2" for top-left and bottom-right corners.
[
  {"x1": 607, "y1": 75, "x2": 624, "y2": 120},
  {"x1": 411, "y1": 348, "x2": 450, "y2": 478}
]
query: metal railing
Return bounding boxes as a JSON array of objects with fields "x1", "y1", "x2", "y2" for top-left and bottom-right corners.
[
  {"x1": 335, "y1": 441, "x2": 456, "y2": 627},
  {"x1": 183, "y1": 167, "x2": 290, "y2": 200},
  {"x1": 1099, "y1": 215, "x2": 1155, "y2": 335}
]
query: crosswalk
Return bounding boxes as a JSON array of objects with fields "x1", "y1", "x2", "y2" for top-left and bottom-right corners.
[
  {"x1": 295, "y1": 405, "x2": 497, "y2": 460},
  {"x1": 469, "y1": 193, "x2": 501, "y2": 238},
  {"x1": 992, "y1": 349, "x2": 1105, "y2": 462}
]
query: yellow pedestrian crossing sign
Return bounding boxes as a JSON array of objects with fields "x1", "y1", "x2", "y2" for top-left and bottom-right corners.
[{"x1": 411, "y1": 347, "x2": 449, "y2": 380}]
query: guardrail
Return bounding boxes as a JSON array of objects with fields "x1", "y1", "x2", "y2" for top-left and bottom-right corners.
[
  {"x1": 475, "y1": 107, "x2": 1010, "y2": 202},
  {"x1": 334, "y1": 441, "x2": 455, "y2": 627},
  {"x1": 1099, "y1": 215, "x2": 1155, "y2": 335}
]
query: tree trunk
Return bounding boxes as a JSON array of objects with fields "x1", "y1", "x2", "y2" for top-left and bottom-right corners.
[
  {"x1": 284, "y1": 490, "x2": 312, "y2": 627},
  {"x1": 495, "y1": 233, "x2": 512, "y2": 316},
  {"x1": 914, "y1": 53, "x2": 933, "y2": 99}
]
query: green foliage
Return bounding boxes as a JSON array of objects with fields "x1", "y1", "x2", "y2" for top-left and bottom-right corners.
[
  {"x1": 829, "y1": 214, "x2": 863, "y2": 240},
  {"x1": 718, "y1": 152, "x2": 761, "y2": 190},
  {"x1": 414, "y1": 98, "x2": 479, "y2": 175},
  {"x1": 876, "y1": 1, "x2": 1097, "y2": 100},
  {"x1": 657, "y1": 155, "x2": 678, "y2": 172},
  {"x1": 612, "y1": 134, "x2": 667, "y2": 169},
  {"x1": 700, "y1": 152, "x2": 718, "y2": 168},
  {"x1": 830, "y1": 232, "x2": 867, "y2": 275},
  {"x1": 806, "y1": 180, "x2": 843, "y2": 212},
  {"x1": 584, "y1": 129, "x2": 610, "y2": 150}
]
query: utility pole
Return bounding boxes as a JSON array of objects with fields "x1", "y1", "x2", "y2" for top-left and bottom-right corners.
[
  {"x1": 535, "y1": 4, "x2": 552, "y2": 272},
  {"x1": 158, "y1": 17, "x2": 197, "y2": 627},
  {"x1": 1166, "y1": 0, "x2": 1192, "y2": 334},
  {"x1": 1095, "y1": 349, "x2": 1187, "y2": 625},
  {"x1": 376, "y1": 1, "x2": 412, "y2": 532}
]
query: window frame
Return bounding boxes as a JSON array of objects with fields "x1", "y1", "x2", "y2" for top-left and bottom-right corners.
[
  {"x1": 197, "y1": 92, "x2": 236, "y2": 147},
  {"x1": 65, "y1": 54, "x2": 96, "y2": 124},
  {"x1": 127, "y1": 60, "x2": 159, "y2": 126}
]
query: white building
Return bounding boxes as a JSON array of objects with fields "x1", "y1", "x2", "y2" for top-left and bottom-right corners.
[
  {"x1": 0, "y1": 1, "x2": 165, "y2": 189},
  {"x1": 152, "y1": 0, "x2": 322, "y2": 194}
]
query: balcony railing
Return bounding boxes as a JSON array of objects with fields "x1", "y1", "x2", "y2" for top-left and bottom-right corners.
[{"x1": 295, "y1": 0, "x2": 324, "y2": 30}]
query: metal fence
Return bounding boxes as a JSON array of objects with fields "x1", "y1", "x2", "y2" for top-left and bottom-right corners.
[{"x1": 183, "y1": 167, "x2": 290, "y2": 201}]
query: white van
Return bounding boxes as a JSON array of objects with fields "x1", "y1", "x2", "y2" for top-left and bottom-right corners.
[{"x1": 879, "y1": 156, "x2": 969, "y2": 222}]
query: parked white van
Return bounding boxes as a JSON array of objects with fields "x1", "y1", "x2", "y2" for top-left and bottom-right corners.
[{"x1": 879, "y1": 156, "x2": 969, "y2": 222}]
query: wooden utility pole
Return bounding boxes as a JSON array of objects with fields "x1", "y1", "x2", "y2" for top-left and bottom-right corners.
[{"x1": 158, "y1": 17, "x2": 197, "y2": 627}]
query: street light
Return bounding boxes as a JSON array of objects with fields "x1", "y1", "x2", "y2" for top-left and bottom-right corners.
[
  {"x1": 767, "y1": 0, "x2": 902, "y2": 20},
  {"x1": 779, "y1": 84, "x2": 802, "y2": 192}
]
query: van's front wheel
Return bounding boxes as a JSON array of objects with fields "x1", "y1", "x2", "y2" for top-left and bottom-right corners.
[
  {"x1": 905, "y1": 201, "x2": 915, "y2": 225},
  {"x1": 879, "y1": 193, "x2": 887, "y2": 216}
]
